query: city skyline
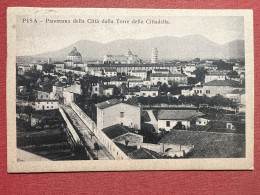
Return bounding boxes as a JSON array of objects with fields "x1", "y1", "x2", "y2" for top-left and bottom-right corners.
[{"x1": 16, "y1": 16, "x2": 244, "y2": 56}]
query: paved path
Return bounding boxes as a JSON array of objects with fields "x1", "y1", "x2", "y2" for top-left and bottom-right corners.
[
  {"x1": 61, "y1": 105, "x2": 114, "y2": 160},
  {"x1": 145, "y1": 110, "x2": 159, "y2": 133}
]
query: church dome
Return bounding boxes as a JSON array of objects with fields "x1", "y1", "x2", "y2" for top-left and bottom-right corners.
[
  {"x1": 68, "y1": 47, "x2": 82, "y2": 57},
  {"x1": 125, "y1": 49, "x2": 132, "y2": 56}
]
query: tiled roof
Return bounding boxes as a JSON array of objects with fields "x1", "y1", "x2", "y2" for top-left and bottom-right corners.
[
  {"x1": 140, "y1": 86, "x2": 159, "y2": 91},
  {"x1": 168, "y1": 73, "x2": 187, "y2": 77},
  {"x1": 150, "y1": 73, "x2": 168, "y2": 77},
  {"x1": 68, "y1": 47, "x2": 82, "y2": 57},
  {"x1": 229, "y1": 89, "x2": 245, "y2": 94},
  {"x1": 159, "y1": 130, "x2": 245, "y2": 158},
  {"x1": 189, "y1": 125, "x2": 212, "y2": 131},
  {"x1": 204, "y1": 80, "x2": 241, "y2": 87},
  {"x1": 102, "y1": 124, "x2": 129, "y2": 139},
  {"x1": 95, "y1": 99, "x2": 121, "y2": 109},
  {"x1": 131, "y1": 70, "x2": 147, "y2": 72},
  {"x1": 206, "y1": 72, "x2": 226, "y2": 76},
  {"x1": 95, "y1": 99, "x2": 139, "y2": 109},
  {"x1": 114, "y1": 142, "x2": 137, "y2": 154},
  {"x1": 128, "y1": 148, "x2": 157, "y2": 159},
  {"x1": 158, "y1": 110, "x2": 204, "y2": 120},
  {"x1": 129, "y1": 88, "x2": 140, "y2": 92},
  {"x1": 153, "y1": 69, "x2": 169, "y2": 71},
  {"x1": 103, "y1": 85, "x2": 115, "y2": 89}
]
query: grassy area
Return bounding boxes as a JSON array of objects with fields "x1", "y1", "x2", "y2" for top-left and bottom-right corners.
[{"x1": 16, "y1": 110, "x2": 89, "y2": 161}]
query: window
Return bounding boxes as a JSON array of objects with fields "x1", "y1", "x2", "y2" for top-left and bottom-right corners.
[
  {"x1": 95, "y1": 88, "x2": 98, "y2": 91},
  {"x1": 227, "y1": 123, "x2": 233, "y2": 130},
  {"x1": 166, "y1": 121, "x2": 170, "y2": 127},
  {"x1": 46, "y1": 95, "x2": 48, "y2": 98},
  {"x1": 206, "y1": 90, "x2": 210, "y2": 94},
  {"x1": 41, "y1": 95, "x2": 43, "y2": 99},
  {"x1": 153, "y1": 93, "x2": 156, "y2": 96},
  {"x1": 120, "y1": 112, "x2": 124, "y2": 118}
]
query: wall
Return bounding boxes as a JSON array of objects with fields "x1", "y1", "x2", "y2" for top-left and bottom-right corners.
[
  {"x1": 63, "y1": 91, "x2": 74, "y2": 105},
  {"x1": 98, "y1": 103, "x2": 141, "y2": 130},
  {"x1": 160, "y1": 143, "x2": 194, "y2": 154},
  {"x1": 71, "y1": 102, "x2": 96, "y2": 131},
  {"x1": 35, "y1": 101, "x2": 59, "y2": 110},
  {"x1": 205, "y1": 75, "x2": 226, "y2": 83},
  {"x1": 37, "y1": 91, "x2": 50, "y2": 100},
  {"x1": 142, "y1": 143, "x2": 161, "y2": 153},
  {"x1": 141, "y1": 90, "x2": 158, "y2": 97},
  {"x1": 203, "y1": 85, "x2": 238, "y2": 97},
  {"x1": 151, "y1": 76, "x2": 168, "y2": 85},
  {"x1": 59, "y1": 108, "x2": 81, "y2": 143},
  {"x1": 70, "y1": 102, "x2": 130, "y2": 160},
  {"x1": 158, "y1": 119, "x2": 190, "y2": 131}
]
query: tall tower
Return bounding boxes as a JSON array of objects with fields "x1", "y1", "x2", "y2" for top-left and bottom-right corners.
[{"x1": 151, "y1": 48, "x2": 158, "y2": 64}]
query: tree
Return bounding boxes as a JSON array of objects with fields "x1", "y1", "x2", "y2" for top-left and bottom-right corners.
[
  {"x1": 193, "y1": 58, "x2": 200, "y2": 62},
  {"x1": 168, "y1": 83, "x2": 181, "y2": 95},
  {"x1": 227, "y1": 71, "x2": 239, "y2": 79},
  {"x1": 113, "y1": 86, "x2": 121, "y2": 96},
  {"x1": 173, "y1": 121, "x2": 186, "y2": 130},
  {"x1": 160, "y1": 83, "x2": 169, "y2": 94},
  {"x1": 193, "y1": 67, "x2": 207, "y2": 83}
]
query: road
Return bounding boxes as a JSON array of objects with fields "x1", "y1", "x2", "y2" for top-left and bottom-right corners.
[{"x1": 61, "y1": 105, "x2": 114, "y2": 160}]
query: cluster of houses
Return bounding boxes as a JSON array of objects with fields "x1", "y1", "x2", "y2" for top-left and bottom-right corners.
[
  {"x1": 17, "y1": 47, "x2": 245, "y2": 103},
  {"x1": 16, "y1": 47, "x2": 246, "y2": 159},
  {"x1": 92, "y1": 98, "x2": 245, "y2": 159}
]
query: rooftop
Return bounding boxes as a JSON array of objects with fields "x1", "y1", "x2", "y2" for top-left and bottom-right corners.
[
  {"x1": 95, "y1": 98, "x2": 139, "y2": 109},
  {"x1": 204, "y1": 80, "x2": 242, "y2": 87},
  {"x1": 206, "y1": 72, "x2": 226, "y2": 76},
  {"x1": 168, "y1": 73, "x2": 187, "y2": 77},
  {"x1": 140, "y1": 86, "x2": 159, "y2": 91},
  {"x1": 153, "y1": 69, "x2": 169, "y2": 71},
  {"x1": 68, "y1": 47, "x2": 82, "y2": 57},
  {"x1": 131, "y1": 70, "x2": 147, "y2": 73},
  {"x1": 150, "y1": 73, "x2": 168, "y2": 77},
  {"x1": 87, "y1": 63, "x2": 178, "y2": 67},
  {"x1": 229, "y1": 89, "x2": 245, "y2": 94},
  {"x1": 128, "y1": 148, "x2": 157, "y2": 159},
  {"x1": 102, "y1": 124, "x2": 130, "y2": 139},
  {"x1": 103, "y1": 85, "x2": 115, "y2": 89},
  {"x1": 159, "y1": 130, "x2": 245, "y2": 158},
  {"x1": 158, "y1": 110, "x2": 204, "y2": 120}
]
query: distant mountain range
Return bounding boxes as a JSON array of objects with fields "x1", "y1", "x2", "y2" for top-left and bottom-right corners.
[{"x1": 33, "y1": 34, "x2": 245, "y2": 60}]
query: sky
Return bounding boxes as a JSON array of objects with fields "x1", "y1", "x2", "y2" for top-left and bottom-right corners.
[{"x1": 16, "y1": 15, "x2": 244, "y2": 56}]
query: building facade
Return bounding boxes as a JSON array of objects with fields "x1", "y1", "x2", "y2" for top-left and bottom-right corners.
[{"x1": 96, "y1": 99, "x2": 141, "y2": 131}]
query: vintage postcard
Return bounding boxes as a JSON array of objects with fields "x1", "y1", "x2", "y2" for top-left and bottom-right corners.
[{"x1": 7, "y1": 8, "x2": 254, "y2": 172}]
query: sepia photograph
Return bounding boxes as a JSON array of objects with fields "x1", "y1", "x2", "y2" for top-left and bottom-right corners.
[{"x1": 7, "y1": 8, "x2": 254, "y2": 172}]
